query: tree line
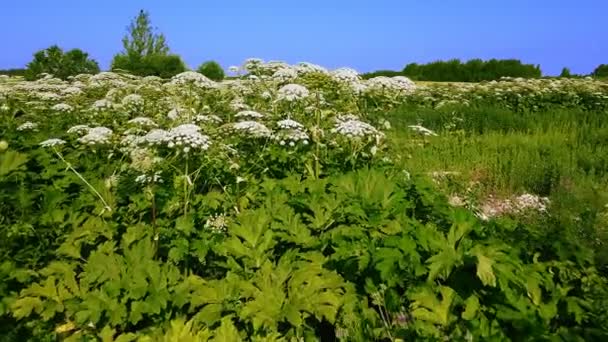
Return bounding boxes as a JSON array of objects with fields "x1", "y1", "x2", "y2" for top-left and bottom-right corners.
[
  {"x1": 2, "y1": 10, "x2": 224, "y2": 81},
  {"x1": 363, "y1": 59, "x2": 608, "y2": 81},
  {"x1": 2, "y1": 10, "x2": 607, "y2": 82}
]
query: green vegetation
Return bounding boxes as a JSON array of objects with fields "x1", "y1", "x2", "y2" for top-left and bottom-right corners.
[
  {"x1": 197, "y1": 61, "x2": 225, "y2": 81},
  {"x1": 24, "y1": 45, "x2": 100, "y2": 81},
  {"x1": 110, "y1": 10, "x2": 186, "y2": 78},
  {"x1": 594, "y1": 64, "x2": 608, "y2": 78},
  {"x1": 1, "y1": 58, "x2": 608, "y2": 340}
]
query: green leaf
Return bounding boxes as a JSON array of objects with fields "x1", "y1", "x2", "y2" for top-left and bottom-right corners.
[
  {"x1": 176, "y1": 215, "x2": 195, "y2": 235},
  {"x1": 475, "y1": 254, "x2": 496, "y2": 287},
  {"x1": 410, "y1": 286, "x2": 456, "y2": 326},
  {"x1": 0, "y1": 150, "x2": 28, "y2": 177},
  {"x1": 11, "y1": 297, "x2": 43, "y2": 318},
  {"x1": 462, "y1": 295, "x2": 480, "y2": 320},
  {"x1": 212, "y1": 317, "x2": 241, "y2": 342}
]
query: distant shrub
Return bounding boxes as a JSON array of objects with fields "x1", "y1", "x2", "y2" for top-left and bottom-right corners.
[
  {"x1": 24, "y1": 45, "x2": 100, "y2": 80},
  {"x1": 560, "y1": 67, "x2": 572, "y2": 78},
  {"x1": 593, "y1": 64, "x2": 608, "y2": 78},
  {"x1": 197, "y1": 61, "x2": 225, "y2": 81},
  {"x1": 112, "y1": 54, "x2": 187, "y2": 79},
  {"x1": 0, "y1": 69, "x2": 26, "y2": 77},
  {"x1": 361, "y1": 69, "x2": 403, "y2": 79},
  {"x1": 401, "y1": 59, "x2": 542, "y2": 82}
]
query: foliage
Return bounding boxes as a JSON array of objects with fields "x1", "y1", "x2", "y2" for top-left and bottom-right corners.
[
  {"x1": 197, "y1": 61, "x2": 225, "y2": 81},
  {"x1": 1, "y1": 59, "x2": 608, "y2": 340},
  {"x1": 111, "y1": 10, "x2": 185, "y2": 78},
  {"x1": 593, "y1": 64, "x2": 608, "y2": 78},
  {"x1": 112, "y1": 54, "x2": 187, "y2": 79},
  {"x1": 24, "y1": 45, "x2": 100, "y2": 81},
  {"x1": 0, "y1": 69, "x2": 27, "y2": 77},
  {"x1": 401, "y1": 59, "x2": 542, "y2": 82},
  {"x1": 560, "y1": 67, "x2": 572, "y2": 78}
]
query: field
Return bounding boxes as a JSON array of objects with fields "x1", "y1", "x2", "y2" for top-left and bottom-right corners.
[{"x1": 1, "y1": 61, "x2": 608, "y2": 341}]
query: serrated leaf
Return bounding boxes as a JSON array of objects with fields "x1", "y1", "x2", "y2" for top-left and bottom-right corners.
[
  {"x1": 410, "y1": 286, "x2": 456, "y2": 326},
  {"x1": 462, "y1": 295, "x2": 480, "y2": 320},
  {"x1": 475, "y1": 254, "x2": 496, "y2": 287},
  {"x1": 0, "y1": 150, "x2": 28, "y2": 177},
  {"x1": 212, "y1": 317, "x2": 241, "y2": 342},
  {"x1": 11, "y1": 297, "x2": 43, "y2": 318}
]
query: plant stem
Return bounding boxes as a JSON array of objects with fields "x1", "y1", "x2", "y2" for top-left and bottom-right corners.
[{"x1": 54, "y1": 149, "x2": 111, "y2": 212}]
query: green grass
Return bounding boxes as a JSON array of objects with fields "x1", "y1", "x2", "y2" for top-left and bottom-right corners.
[{"x1": 387, "y1": 103, "x2": 608, "y2": 266}]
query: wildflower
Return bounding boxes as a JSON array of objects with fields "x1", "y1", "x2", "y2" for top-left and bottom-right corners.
[
  {"x1": 0, "y1": 140, "x2": 8, "y2": 151},
  {"x1": 78, "y1": 127, "x2": 113, "y2": 145},
  {"x1": 235, "y1": 110, "x2": 264, "y2": 120},
  {"x1": 331, "y1": 67, "x2": 360, "y2": 82},
  {"x1": 408, "y1": 125, "x2": 437, "y2": 136},
  {"x1": 121, "y1": 94, "x2": 144, "y2": 112},
  {"x1": 142, "y1": 129, "x2": 169, "y2": 145},
  {"x1": 168, "y1": 71, "x2": 216, "y2": 89},
  {"x1": 228, "y1": 65, "x2": 240, "y2": 73},
  {"x1": 91, "y1": 99, "x2": 113, "y2": 112},
  {"x1": 276, "y1": 119, "x2": 304, "y2": 130},
  {"x1": 332, "y1": 119, "x2": 382, "y2": 139},
  {"x1": 277, "y1": 84, "x2": 309, "y2": 101},
  {"x1": 166, "y1": 124, "x2": 211, "y2": 151},
  {"x1": 205, "y1": 213, "x2": 228, "y2": 233},
  {"x1": 51, "y1": 103, "x2": 73, "y2": 112},
  {"x1": 231, "y1": 121, "x2": 273, "y2": 138},
  {"x1": 193, "y1": 114, "x2": 223, "y2": 125},
  {"x1": 67, "y1": 125, "x2": 91, "y2": 135},
  {"x1": 17, "y1": 121, "x2": 38, "y2": 131},
  {"x1": 135, "y1": 171, "x2": 163, "y2": 184},
  {"x1": 40, "y1": 138, "x2": 66, "y2": 147},
  {"x1": 272, "y1": 67, "x2": 298, "y2": 82}
]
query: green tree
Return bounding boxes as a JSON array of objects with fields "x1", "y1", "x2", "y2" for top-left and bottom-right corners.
[
  {"x1": 593, "y1": 64, "x2": 608, "y2": 78},
  {"x1": 560, "y1": 67, "x2": 572, "y2": 78},
  {"x1": 111, "y1": 10, "x2": 186, "y2": 78},
  {"x1": 197, "y1": 61, "x2": 225, "y2": 81},
  {"x1": 24, "y1": 45, "x2": 99, "y2": 80}
]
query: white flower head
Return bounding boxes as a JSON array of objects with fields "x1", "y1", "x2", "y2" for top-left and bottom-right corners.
[
  {"x1": 166, "y1": 124, "x2": 211, "y2": 151},
  {"x1": 78, "y1": 126, "x2": 113, "y2": 145},
  {"x1": 51, "y1": 103, "x2": 73, "y2": 112},
  {"x1": 231, "y1": 121, "x2": 273, "y2": 138},
  {"x1": 193, "y1": 114, "x2": 223, "y2": 125},
  {"x1": 277, "y1": 84, "x2": 309, "y2": 102},
  {"x1": 276, "y1": 118, "x2": 304, "y2": 130},
  {"x1": 17, "y1": 121, "x2": 38, "y2": 131},
  {"x1": 235, "y1": 110, "x2": 264, "y2": 120},
  {"x1": 408, "y1": 125, "x2": 437, "y2": 137},
  {"x1": 67, "y1": 125, "x2": 91, "y2": 135},
  {"x1": 40, "y1": 138, "x2": 66, "y2": 147},
  {"x1": 272, "y1": 67, "x2": 298, "y2": 82},
  {"x1": 332, "y1": 119, "x2": 382, "y2": 139},
  {"x1": 142, "y1": 129, "x2": 170, "y2": 145}
]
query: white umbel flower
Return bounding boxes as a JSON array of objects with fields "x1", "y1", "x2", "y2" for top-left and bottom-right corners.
[
  {"x1": 40, "y1": 138, "x2": 66, "y2": 147},
  {"x1": 276, "y1": 119, "x2": 304, "y2": 130},
  {"x1": 408, "y1": 125, "x2": 437, "y2": 136},
  {"x1": 235, "y1": 110, "x2": 264, "y2": 120},
  {"x1": 169, "y1": 71, "x2": 217, "y2": 89},
  {"x1": 331, "y1": 68, "x2": 360, "y2": 82},
  {"x1": 332, "y1": 119, "x2": 381, "y2": 138},
  {"x1": 78, "y1": 126, "x2": 113, "y2": 145},
  {"x1": 231, "y1": 121, "x2": 273, "y2": 138},
  {"x1": 277, "y1": 84, "x2": 309, "y2": 101},
  {"x1": 142, "y1": 129, "x2": 170, "y2": 145},
  {"x1": 91, "y1": 99, "x2": 113, "y2": 112},
  {"x1": 51, "y1": 103, "x2": 73, "y2": 112},
  {"x1": 17, "y1": 121, "x2": 38, "y2": 131},
  {"x1": 193, "y1": 114, "x2": 223, "y2": 124},
  {"x1": 166, "y1": 124, "x2": 211, "y2": 152},
  {"x1": 67, "y1": 125, "x2": 91, "y2": 135},
  {"x1": 272, "y1": 67, "x2": 298, "y2": 82}
]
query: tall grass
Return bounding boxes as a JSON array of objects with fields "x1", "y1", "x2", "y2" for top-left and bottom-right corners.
[{"x1": 388, "y1": 103, "x2": 608, "y2": 267}]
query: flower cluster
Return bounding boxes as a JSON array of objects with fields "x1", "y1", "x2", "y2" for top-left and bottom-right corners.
[
  {"x1": 51, "y1": 103, "x2": 74, "y2": 113},
  {"x1": 230, "y1": 121, "x2": 273, "y2": 138},
  {"x1": 277, "y1": 84, "x2": 309, "y2": 102},
  {"x1": 235, "y1": 110, "x2": 265, "y2": 120},
  {"x1": 78, "y1": 126, "x2": 113, "y2": 145},
  {"x1": 166, "y1": 124, "x2": 212, "y2": 152},
  {"x1": 17, "y1": 121, "x2": 39, "y2": 131},
  {"x1": 331, "y1": 118, "x2": 382, "y2": 139}
]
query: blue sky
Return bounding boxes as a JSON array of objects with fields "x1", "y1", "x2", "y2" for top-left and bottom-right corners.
[{"x1": 0, "y1": 0, "x2": 606, "y2": 75}]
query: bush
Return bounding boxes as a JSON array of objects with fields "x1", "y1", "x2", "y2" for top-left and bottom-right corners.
[
  {"x1": 111, "y1": 53, "x2": 187, "y2": 78},
  {"x1": 0, "y1": 69, "x2": 26, "y2": 77},
  {"x1": 593, "y1": 64, "x2": 608, "y2": 78},
  {"x1": 400, "y1": 59, "x2": 542, "y2": 82},
  {"x1": 24, "y1": 45, "x2": 100, "y2": 80},
  {"x1": 197, "y1": 61, "x2": 225, "y2": 81}
]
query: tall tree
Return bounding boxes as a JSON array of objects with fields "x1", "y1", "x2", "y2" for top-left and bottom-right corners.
[
  {"x1": 111, "y1": 10, "x2": 186, "y2": 78},
  {"x1": 121, "y1": 10, "x2": 169, "y2": 58}
]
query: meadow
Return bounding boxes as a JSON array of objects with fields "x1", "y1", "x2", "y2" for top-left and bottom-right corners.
[{"x1": 1, "y1": 60, "x2": 608, "y2": 341}]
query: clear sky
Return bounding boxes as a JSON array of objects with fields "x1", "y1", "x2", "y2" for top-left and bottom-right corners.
[{"x1": 0, "y1": 0, "x2": 606, "y2": 75}]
